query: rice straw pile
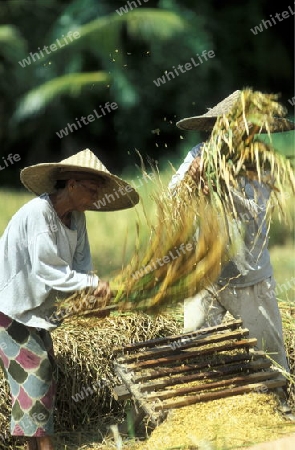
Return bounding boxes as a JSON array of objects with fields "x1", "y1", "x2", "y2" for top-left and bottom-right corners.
[
  {"x1": 1, "y1": 307, "x2": 294, "y2": 449},
  {"x1": 279, "y1": 299, "x2": 295, "y2": 406},
  {"x1": 0, "y1": 314, "x2": 181, "y2": 449},
  {"x1": 53, "y1": 88, "x2": 294, "y2": 322}
]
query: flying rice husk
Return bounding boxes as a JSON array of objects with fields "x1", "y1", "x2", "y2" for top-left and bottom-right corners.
[{"x1": 52, "y1": 88, "x2": 295, "y2": 323}]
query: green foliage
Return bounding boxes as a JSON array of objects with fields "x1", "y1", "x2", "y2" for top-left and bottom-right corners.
[
  {"x1": 13, "y1": 72, "x2": 111, "y2": 120},
  {"x1": 0, "y1": 0, "x2": 293, "y2": 177},
  {"x1": 76, "y1": 8, "x2": 188, "y2": 54},
  {"x1": 0, "y1": 25, "x2": 27, "y2": 62}
]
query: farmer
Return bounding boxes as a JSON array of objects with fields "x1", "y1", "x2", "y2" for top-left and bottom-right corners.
[
  {"x1": 169, "y1": 90, "x2": 295, "y2": 419},
  {"x1": 0, "y1": 148, "x2": 139, "y2": 450}
]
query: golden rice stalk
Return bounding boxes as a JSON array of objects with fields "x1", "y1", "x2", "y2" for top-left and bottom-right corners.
[
  {"x1": 115, "y1": 196, "x2": 229, "y2": 314},
  {"x1": 53, "y1": 186, "x2": 231, "y2": 321},
  {"x1": 54, "y1": 88, "x2": 294, "y2": 321},
  {"x1": 201, "y1": 88, "x2": 295, "y2": 223}
]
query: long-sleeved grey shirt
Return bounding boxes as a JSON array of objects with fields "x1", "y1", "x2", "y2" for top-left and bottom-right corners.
[
  {"x1": 0, "y1": 194, "x2": 99, "y2": 330},
  {"x1": 169, "y1": 144, "x2": 273, "y2": 287}
]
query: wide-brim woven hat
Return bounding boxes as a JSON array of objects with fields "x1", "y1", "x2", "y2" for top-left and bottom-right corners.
[
  {"x1": 176, "y1": 90, "x2": 295, "y2": 133},
  {"x1": 20, "y1": 149, "x2": 139, "y2": 212}
]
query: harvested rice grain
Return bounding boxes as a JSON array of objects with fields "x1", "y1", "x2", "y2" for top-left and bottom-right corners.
[{"x1": 142, "y1": 392, "x2": 295, "y2": 450}]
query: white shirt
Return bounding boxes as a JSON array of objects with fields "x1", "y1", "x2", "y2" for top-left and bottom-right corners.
[{"x1": 0, "y1": 194, "x2": 99, "y2": 330}]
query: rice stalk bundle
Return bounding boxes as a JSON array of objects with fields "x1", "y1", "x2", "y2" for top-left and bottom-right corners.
[
  {"x1": 53, "y1": 88, "x2": 294, "y2": 322},
  {"x1": 53, "y1": 187, "x2": 229, "y2": 322},
  {"x1": 111, "y1": 191, "x2": 229, "y2": 313},
  {"x1": 200, "y1": 88, "x2": 295, "y2": 224}
]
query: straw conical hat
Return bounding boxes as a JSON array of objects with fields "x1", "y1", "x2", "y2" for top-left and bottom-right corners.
[
  {"x1": 20, "y1": 149, "x2": 139, "y2": 211},
  {"x1": 176, "y1": 90, "x2": 295, "y2": 133}
]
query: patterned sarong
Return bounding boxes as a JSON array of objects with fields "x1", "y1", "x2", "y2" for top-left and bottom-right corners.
[{"x1": 0, "y1": 312, "x2": 56, "y2": 437}]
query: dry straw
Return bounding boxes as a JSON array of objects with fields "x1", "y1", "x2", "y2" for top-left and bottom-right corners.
[
  {"x1": 0, "y1": 314, "x2": 180, "y2": 449},
  {"x1": 53, "y1": 88, "x2": 295, "y2": 322}
]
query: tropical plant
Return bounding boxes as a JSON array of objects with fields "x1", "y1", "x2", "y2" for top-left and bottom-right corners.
[
  {"x1": 4, "y1": 0, "x2": 210, "y2": 169},
  {"x1": 12, "y1": 8, "x2": 191, "y2": 119}
]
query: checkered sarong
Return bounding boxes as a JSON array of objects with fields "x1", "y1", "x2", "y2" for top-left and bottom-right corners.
[{"x1": 0, "y1": 312, "x2": 56, "y2": 437}]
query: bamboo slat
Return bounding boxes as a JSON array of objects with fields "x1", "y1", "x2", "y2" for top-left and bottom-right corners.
[
  {"x1": 155, "y1": 379, "x2": 286, "y2": 411},
  {"x1": 147, "y1": 370, "x2": 278, "y2": 401},
  {"x1": 139, "y1": 360, "x2": 271, "y2": 394},
  {"x1": 133, "y1": 350, "x2": 265, "y2": 383},
  {"x1": 113, "y1": 319, "x2": 243, "y2": 354},
  {"x1": 113, "y1": 321, "x2": 285, "y2": 425},
  {"x1": 117, "y1": 328, "x2": 249, "y2": 364},
  {"x1": 127, "y1": 338, "x2": 257, "y2": 370}
]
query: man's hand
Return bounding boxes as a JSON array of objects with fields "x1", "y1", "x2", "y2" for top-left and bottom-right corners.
[{"x1": 188, "y1": 156, "x2": 209, "y2": 195}]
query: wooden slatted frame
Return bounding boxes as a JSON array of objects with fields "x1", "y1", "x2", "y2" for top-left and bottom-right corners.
[{"x1": 113, "y1": 320, "x2": 285, "y2": 425}]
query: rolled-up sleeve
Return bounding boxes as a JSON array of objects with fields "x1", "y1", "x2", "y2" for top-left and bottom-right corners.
[{"x1": 168, "y1": 143, "x2": 204, "y2": 191}]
